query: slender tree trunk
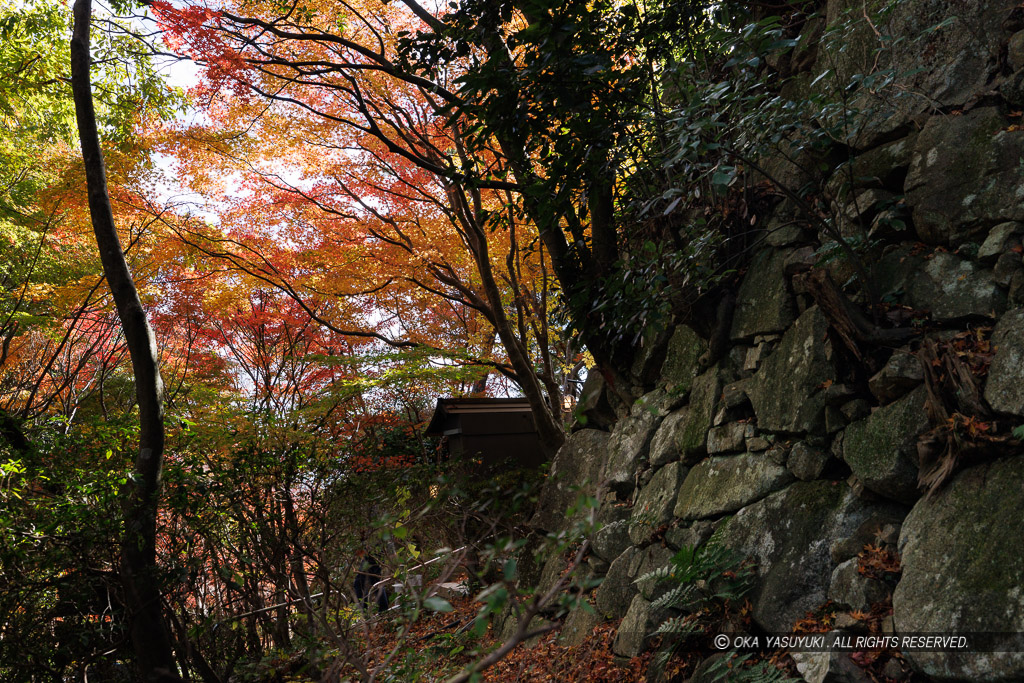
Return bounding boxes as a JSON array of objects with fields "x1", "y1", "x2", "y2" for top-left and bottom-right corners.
[{"x1": 70, "y1": 2, "x2": 182, "y2": 680}]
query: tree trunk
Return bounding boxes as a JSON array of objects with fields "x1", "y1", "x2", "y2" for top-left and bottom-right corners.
[{"x1": 70, "y1": 2, "x2": 182, "y2": 680}]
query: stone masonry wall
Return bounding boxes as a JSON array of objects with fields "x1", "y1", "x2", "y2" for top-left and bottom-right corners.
[{"x1": 531, "y1": 2, "x2": 1024, "y2": 681}]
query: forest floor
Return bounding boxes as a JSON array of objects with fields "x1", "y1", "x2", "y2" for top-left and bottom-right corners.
[{"x1": 356, "y1": 594, "x2": 654, "y2": 681}]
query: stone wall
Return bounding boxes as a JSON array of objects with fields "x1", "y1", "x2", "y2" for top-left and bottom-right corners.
[{"x1": 531, "y1": 2, "x2": 1024, "y2": 680}]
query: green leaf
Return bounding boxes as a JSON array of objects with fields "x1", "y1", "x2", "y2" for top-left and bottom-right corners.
[
  {"x1": 503, "y1": 558, "x2": 517, "y2": 581},
  {"x1": 424, "y1": 596, "x2": 454, "y2": 612}
]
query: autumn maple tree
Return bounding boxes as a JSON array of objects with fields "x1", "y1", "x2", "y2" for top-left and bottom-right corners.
[
  {"x1": 0, "y1": 0, "x2": 732, "y2": 678},
  {"x1": 146, "y1": 0, "x2": 704, "y2": 449}
]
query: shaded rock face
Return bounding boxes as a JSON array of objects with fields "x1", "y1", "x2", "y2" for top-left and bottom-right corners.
[
  {"x1": 576, "y1": 371, "x2": 621, "y2": 430},
  {"x1": 828, "y1": 558, "x2": 890, "y2": 612},
  {"x1": 559, "y1": 606, "x2": 602, "y2": 647},
  {"x1": 526, "y1": 4, "x2": 1024, "y2": 664},
  {"x1": 788, "y1": 441, "x2": 831, "y2": 482},
  {"x1": 603, "y1": 401, "x2": 661, "y2": 494},
  {"x1": 612, "y1": 594, "x2": 664, "y2": 658},
  {"x1": 748, "y1": 306, "x2": 837, "y2": 434},
  {"x1": 629, "y1": 462, "x2": 687, "y2": 545},
  {"x1": 673, "y1": 454, "x2": 794, "y2": 521},
  {"x1": 730, "y1": 248, "x2": 796, "y2": 341},
  {"x1": 843, "y1": 386, "x2": 929, "y2": 504},
  {"x1": 822, "y1": 1, "x2": 1011, "y2": 149},
  {"x1": 660, "y1": 325, "x2": 705, "y2": 396},
  {"x1": 591, "y1": 497, "x2": 633, "y2": 563},
  {"x1": 871, "y1": 244, "x2": 1008, "y2": 321},
  {"x1": 904, "y1": 251, "x2": 1006, "y2": 322},
  {"x1": 647, "y1": 408, "x2": 691, "y2": 468},
  {"x1": 985, "y1": 307, "x2": 1024, "y2": 418},
  {"x1": 530, "y1": 429, "x2": 609, "y2": 532},
  {"x1": 670, "y1": 366, "x2": 725, "y2": 462},
  {"x1": 978, "y1": 222, "x2": 1024, "y2": 263},
  {"x1": 634, "y1": 545, "x2": 674, "y2": 601},
  {"x1": 894, "y1": 457, "x2": 1024, "y2": 681},
  {"x1": 594, "y1": 547, "x2": 638, "y2": 619},
  {"x1": 906, "y1": 107, "x2": 1024, "y2": 246},
  {"x1": 717, "y1": 481, "x2": 905, "y2": 633},
  {"x1": 868, "y1": 348, "x2": 923, "y2": 403}
]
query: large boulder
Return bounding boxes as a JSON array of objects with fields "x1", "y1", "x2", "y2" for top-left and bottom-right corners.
[
  {"x1": 576, "y1": 371, "x2": 621, "y2": 430},
  {"x1": 660, "y1": 325, "x2": 706, "y2": 396},
  {"x1": 613, "y1": 594, "x2": 665, "y2": 657},
  {"x1": 594, "y1": 547, "x2": 639, "y2": 619},
  {"x1": 906, "y1": 107, "x2": 1024, "y2": 246},
  {"x1": 818, "y1": 2, "x2": 1010, "y2": 149},
  {"x1": 843, "y1": 385, "x2": 928, "y2": 504},
  {"x1": 904, "y1": 251, "x2": 1005, "y2": 322},
  {"x1": 673, "y1": 454, "x2": 794, "y2": 521},
  {"x1": 730, "y1": 248, "x2": 796, "y2": 341},
  {"x1": 717, "y1": 480, "x2": 905, "y2": 632},
  {"x1": 748, "y1": 306, "x2": 838, "y2": 434},
  {"x1": 985, "y1": 307, "x2": 1024, "y2": 418},
  {"x1": 894, "y1": 456, "x2": 1024, "y2": 681},
  {"x1": 651, "y1": 366, "x2": 725, "y2": 466},
  {"x1": 530, "y1": 429, "x2": 610, "y2": 532},
  {"x1": 591, "y1": 496, "x2": 633, "y2": 563},
  {"x1": 603, "y1": 397, "x2": 663, "y2": 494},
  {"x1": 629, "y1": 462, "x2": 688, "y2": 545}
]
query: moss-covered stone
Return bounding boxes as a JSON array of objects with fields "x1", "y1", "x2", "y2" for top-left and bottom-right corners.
[
  {"x1": 659, "y1": 324, "x2": 706, "y2": 396},
  {"x1": 590, "y1": 496, "x2": 633, "y2": 563},
  {"x1": 730, "y1": 248, "x2": 796, "y2": 341},
  {"x1": 594, "y1": 546, "x2": 639, "y2": 619},
  {"x1": 904, "y1": 251, "x2": 1005, "y2": 322},
  {"x1": 634, "y1": 545, "x2": 675, "y2": 601},
  {"x1": 894, "y1": 456, "x2": 1024, "y2": 681},
  {"x1": 612, "y1": 594, "x2": 663, "y2": 657},
  {"x1": 673, "y1": 365, "x2": 725, "y2": 462},
  {"x1": 843, "y1": 386, "x2": 927, "y2": 504},
  {"x1": 984, "y1": 308, "x2": 1024, "y2": 418},
  {"x1": 629, "y1": 462, "x2": 687, "y2": 545},
  {"x1": 673, "y1": 454, "x2": 794, "y2": 521},
  {"x1": 817, "y1": 1, "x2": 1005, "y2": 150},
  {"x1": 602, "y1": 399, "x2": 661, "y2": 495},
  {"x1": 906, "y1": 108, "x2": 1024, "y2": 246},
  {"x1": 748, "y1": 306, "x2": 838, "y2": 434},
  {"x1": 559, "y1": 605, "x2": 603, "y2": 647},
  {"x1": 717, "y1": 480, "x2": 906, "y2": 632},
  {"x1": 530, "y1": 429, "x2": 610, "y2": 533}
]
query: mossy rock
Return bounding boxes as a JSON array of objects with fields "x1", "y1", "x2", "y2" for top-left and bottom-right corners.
[
  {"x1": 843, "y1": 385, "x2": 928, "y2": 504},
  {"x1": 730, "y1": 248, "x2": 796, "y2": 341},
  {"x1": 894, "y1": 456, "x2": 1024, "y2": 681},
  {"x1": 716, "y1": 480, "x2": 906, "y2": 632},
  {"x1": 748, "y1": 306, "x2": 838, "y2": 434},
  {"x1": 673, "y1": 454, "x2": 794, "y2": 521}
]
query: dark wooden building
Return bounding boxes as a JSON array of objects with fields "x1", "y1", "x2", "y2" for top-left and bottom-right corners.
[{"x1": 424, "y1": 398, "x2": 547, "y2": 472}]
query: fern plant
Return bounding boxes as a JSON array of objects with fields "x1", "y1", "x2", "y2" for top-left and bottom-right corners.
[
  {"x1": 638, "y1": 539, "x2": 794, "y2": 680},
  {"x1": 703, "y1": 652, "x2": 796, "y2": 683},
  {"x1": 637, "y1": 540, "x2": 755, "y2": 617}
]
